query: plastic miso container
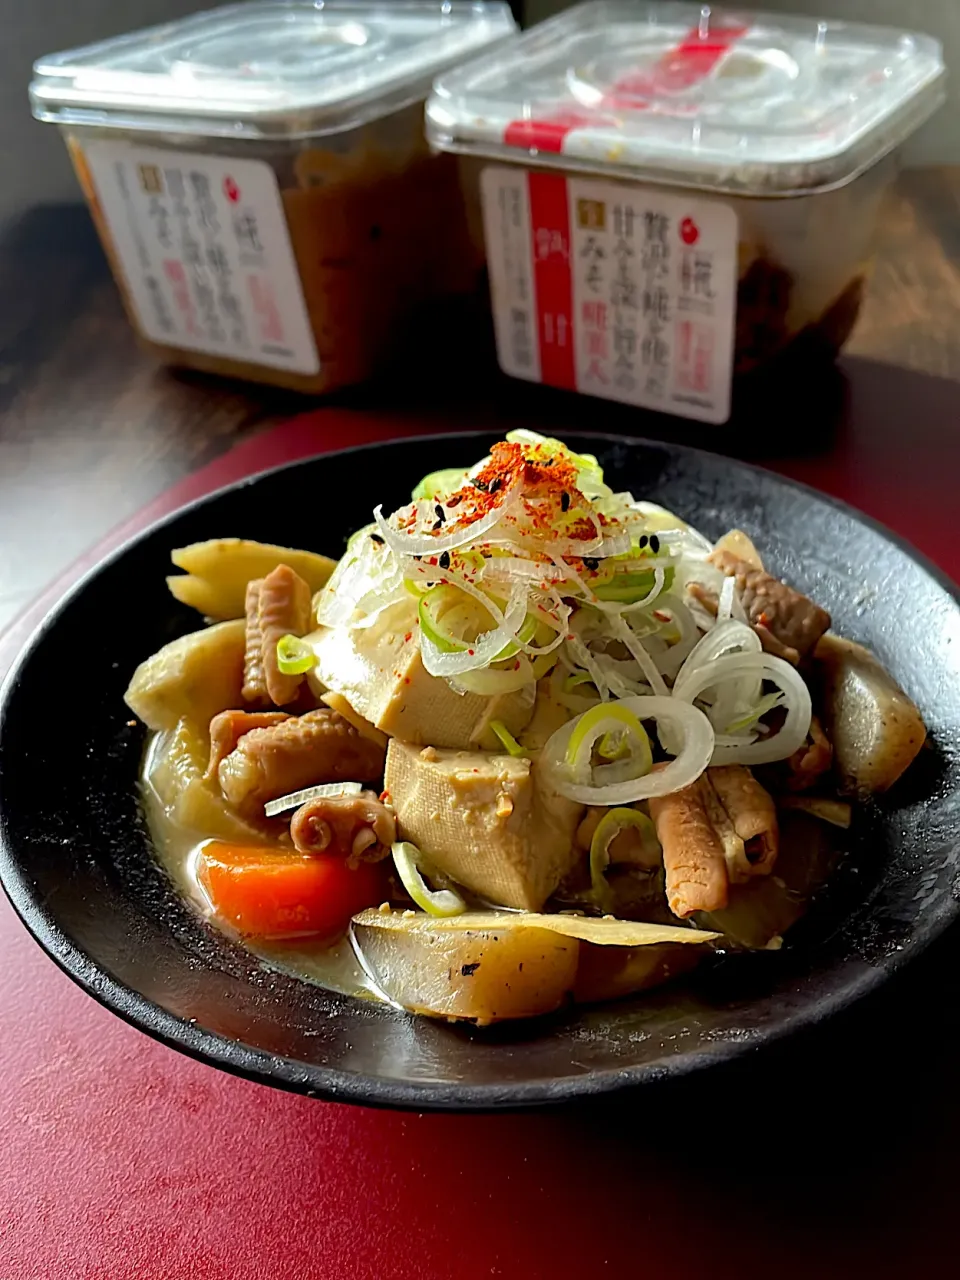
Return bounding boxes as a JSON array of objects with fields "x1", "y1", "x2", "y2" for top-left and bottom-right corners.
[
  {"x1": 427, "y1": 1, "x2": 945, "y2": 424},
  {"x1": 30, "y1": 0, "x2": 517, "y2": 393}
]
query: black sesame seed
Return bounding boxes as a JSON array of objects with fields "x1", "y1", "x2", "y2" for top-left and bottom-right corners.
[
  {"x1": 370, "y1": 533, "x2": 385, "y2": 545},
  {"x1": 438, "y1": 551, "x2": 451, "y2": 570},
  {"x1": 434, "y1": 503, "x2": 446, "y2": 523},
  {"x1": 489, "y1": 477, "x2": 502, "y2": 493},
  {"x1": 638, "y1": 534, "x2": 649, "y2": 549},
  {"x1": 560, "y1": 491, "x2": 570, "y2": 512},
  {"x1": 583, "y1": 557, "x2": 599, "y2": 571},
  {"x1": 650, "y1": 535, "x2": 660, "y2": 554}
]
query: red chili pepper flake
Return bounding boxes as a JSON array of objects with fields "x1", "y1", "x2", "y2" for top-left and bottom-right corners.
[
  {"x1": 653, "y1": 610, "x2": 670, "y2": 623},
  {"x1": 404, "y1": 632, "x2": 413, "y2": 643},
  {"x1": 380, "y1": 789, "x2": 392, "y2": 805},
  {"x1": 758, "y1": 611, "x2": 771, "y2": 627},
  {"x1": 468, "y1": 649, "x2": 475, "y2": 656},
  {"x1": 404, "y1": 677, "x2": 411, "y2": 685},
  {"x1": 514, "y1": 660, "x2": 521, "y2": 670}
]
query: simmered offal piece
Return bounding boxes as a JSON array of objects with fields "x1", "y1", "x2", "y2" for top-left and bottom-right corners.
[{"x1": 127, "y1": 434, "x2": 927, "y2": 1025}]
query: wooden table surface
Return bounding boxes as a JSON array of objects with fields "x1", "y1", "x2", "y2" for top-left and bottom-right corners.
[{"x1": 3, "y1": 164, "x2": 960, "y2": 631}]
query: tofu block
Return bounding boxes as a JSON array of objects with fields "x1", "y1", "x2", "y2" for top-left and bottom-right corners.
[
  {"x1": 305, "y1": 602, "x2": 533, "y2": 750},
  {"x1": 384, "y1": 740, "x2": 583, "y2": 910}
]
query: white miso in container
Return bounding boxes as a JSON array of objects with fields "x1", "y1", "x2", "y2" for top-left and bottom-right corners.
[
  {"x1": 426, "y1": 1, "x2": 945, "y2": 423},
  {"x1": 30, "y1": 0, "x2": 517, "y2": 393}
]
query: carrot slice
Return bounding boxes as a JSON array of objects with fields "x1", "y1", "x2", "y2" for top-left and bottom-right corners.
[{"x1": 197, "y1": 842, "x2": 386, "y2": 941}]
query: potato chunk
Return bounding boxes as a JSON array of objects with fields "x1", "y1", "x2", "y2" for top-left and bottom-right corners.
[
  {"x1": 352, "y1": 909, "x2": 716, "y2": 1022},
  {"x1": 354, "y1": 915, "x2": 579, "y2": 1024},
  {"x1": 125, "y1": 619, "x2": 245, "y2": 731},
  {"x1": 573, "y1": 942, "x2": 702, "y2": 1003}
]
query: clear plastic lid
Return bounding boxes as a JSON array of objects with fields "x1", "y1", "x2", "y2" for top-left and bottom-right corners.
[
  {"x1": 30, "y1": 0, "x2": 517, "y2": 141},
  {"x1": 427, "y1": 1, "x2": 945, "y2": 195}
]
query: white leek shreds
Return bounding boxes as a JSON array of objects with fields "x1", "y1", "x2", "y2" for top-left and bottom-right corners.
[
  {"x1": 672, "y1": 652, "x2": 812, "y2": 766},
  {"x1": 372, "y1": 479, "x2": 522, "y2": 558},
  {"x1": 315, "y1": 529, "x2": 401, "y2": 628},
  {"x1": 541, "y1": 696, "x2": 715, "y2": 805},
  {"x1": 265, "y1": 782, "x2": 364, "y2": 818},
  {"x1": 609, "y1": 613, "x2": 670, "y2": 698},
  {"x1": 629, "y1": 501, "x2": 713, "y2": 551},
  {"x1": 449, "y1": 653, "x2": 551, "y2": 696},
  {"x1": 648, "y1": 594, "x2": 700, "y2": 679},
  {"x1": 419, "y1": 582, "x2": 527, "y2": 677},
  {"x1": 717, "y1": 574, "x2": 737, "y2": 623},
  {"x1": 564, "y1": 633, "x2": 611, "y2": 701},
  {"x1": 673, "y1": 618, "x2": 761, "y2": 693}
]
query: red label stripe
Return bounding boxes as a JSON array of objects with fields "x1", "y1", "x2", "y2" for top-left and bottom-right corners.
[
  {"x1": 526, "y1": 172, "x2": 576, "y2": 391},
  {"x1": 504, "y1": 21, "x2": 750, "y2": 154}
]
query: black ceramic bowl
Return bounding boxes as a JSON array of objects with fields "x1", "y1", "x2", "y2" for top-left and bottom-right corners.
[{"x1": 1, "y1": 432, "x2": 959, "y2": 1109}]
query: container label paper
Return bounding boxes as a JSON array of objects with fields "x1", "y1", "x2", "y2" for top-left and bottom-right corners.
[
  {"x1": 480, "y1": 168, "x2": 738, "y2": 424},
  {"x1": 82, "y1": 141, "x2": 319, "y2": 374}
]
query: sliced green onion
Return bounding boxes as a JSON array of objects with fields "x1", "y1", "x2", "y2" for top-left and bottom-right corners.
[
  {"x1": 589, "y1": 808, "x2": 662, "y2": 907},
  {"x1": 594, "y1": 564, "x2": 675, "y2": 604},
  {"x1": 418, "y1": 584, "x2": 530, "y2": 663},
  {"x1": 411, "y1": 468, "x2": 468, "y2": 502},
  {"x1": 564, "y1": 671, "x2": 599, "y2": 693},
  {"x1": 392, "y1": 842, "x2": 466, "y2": 917},
  {"x1": 418, "y1": 584, "x2": 473, "y2": 653},
  {"x1": 457, "y1": 549, "x2": 486, "y2": 575},
  {"x1": 597, "y1": 733, "x2": 631, "y2": 761},
  {"x1": 725, "y1": 691, "x2": 785, "y2": 734},
  {"x1": 565, "y1": 703, "x2": 653, "y2": 779},
  {"x1": 422, "y1": 586, "x2": 478, "y2": 655},
  {"x1": 489, "y1": 720, "x2": 529, "y2": 757},
  {"x1": 276, "y1": 634, "x2": 316, "y2": 676},
  {"x1": 494, "y1": 611, "x2": 538, "y2": 662}
]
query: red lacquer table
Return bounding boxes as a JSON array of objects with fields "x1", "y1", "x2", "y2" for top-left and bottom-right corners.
[{"x1": 2, "y1": 372, "x2": 960, "y2": 1279}]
